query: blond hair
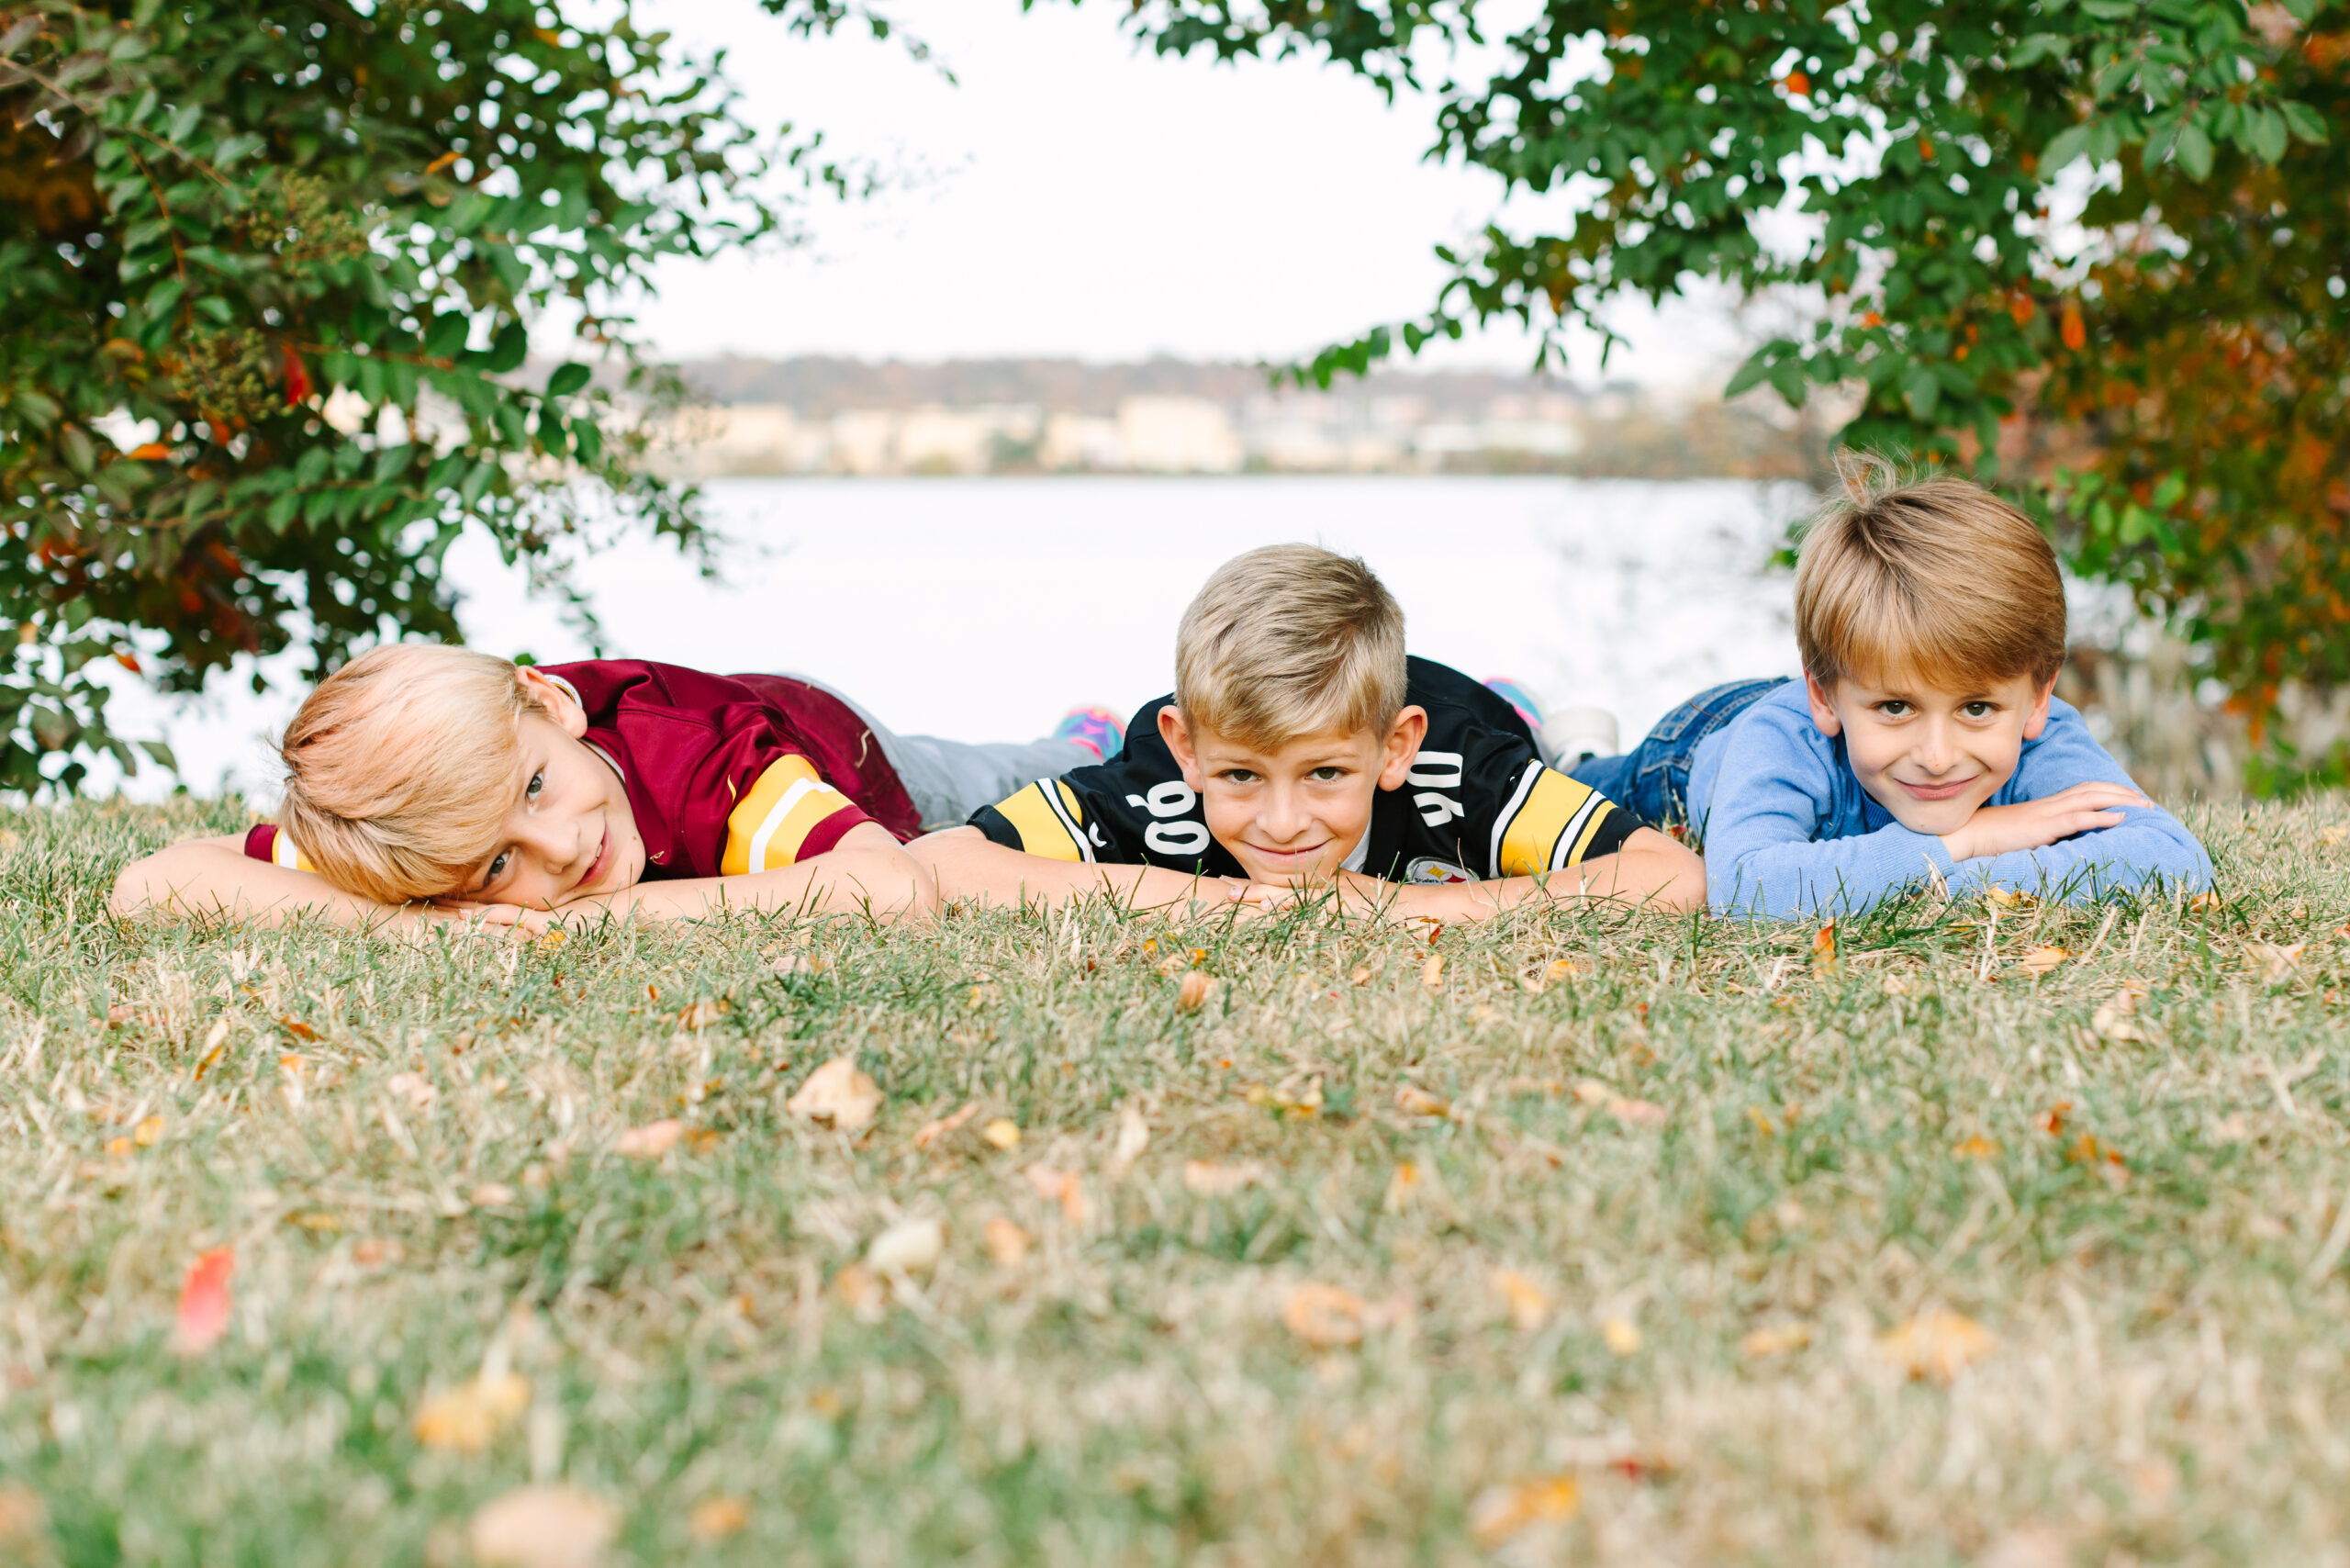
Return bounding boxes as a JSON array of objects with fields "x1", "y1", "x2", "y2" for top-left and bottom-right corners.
[
  {"x1": 1795, "y1": 453, "x2": 2067, "y2": 689},
  {"x1": 1173, "y1": 544, "x2": 1406, "y2": 747},
  {"x1": 275, "y1": 644, "x2": 539, "y2": 902}
]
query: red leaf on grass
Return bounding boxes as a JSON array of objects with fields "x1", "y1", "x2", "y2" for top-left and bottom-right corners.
[{"x1": 173, "y1": 1248, "x2": 235, "y2": 1354}]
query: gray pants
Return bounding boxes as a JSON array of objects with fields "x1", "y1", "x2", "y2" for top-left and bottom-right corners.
[{"x1": 790, "y1": 677, "x2": 1105, "y2": 833}]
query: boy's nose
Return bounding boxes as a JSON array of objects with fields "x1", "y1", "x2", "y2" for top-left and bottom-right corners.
[
  {"x1": 1259, "y1": 783, "x2": 1314, "y2": 841},
  {"x1": 1913, "y1": 723, "x2": 1961, "y2": 773}
]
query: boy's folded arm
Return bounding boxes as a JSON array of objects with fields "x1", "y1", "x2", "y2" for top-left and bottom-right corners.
[
  {"x1": 109, "y1": 835, "x2": 466, "y2": 930},
  {"x1": 546, "y1": 821, "x2": 935, "y2": 922},
  {"x1": 909, "y1": 825, "x2": 1250, "y2": 912},
  {"x1": 1944, "y1": 804, "x2": 2214, "y2": 900}
]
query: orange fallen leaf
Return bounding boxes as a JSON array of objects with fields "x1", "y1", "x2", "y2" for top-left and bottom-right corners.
[
  {"x1": 1468, "y1": 1474, "x2": 1580, "y2": 1548},
  {"x1": 688, "y1": 1495, "x2": 751, "y2": 1544},
  {"x1": 1953, "y1": 1134, "x2": 2001, "y2": 1159},
  {"x1": 1811, "y1": 920, "x2": 1840, "y2": 975},
  {"x1": 469, "y1": 1484, "x2": 619, "y2": 1568},
  {"x1": 173, "y1": 1247, "x2": 235, "y2": 1355},
  {"x1": 614, "y1": 1119, "x2": 682, "y2": 1158},
  {"x1": 1740, "y1": 1322, "x2": 1812, "y2": 1358},
  {"x1": 2092, "y1": 987, "x2": 2148, "y2": 1042},
  {"x1": 133, "y1": 1114, "x2": 164, "y2": 1147},
  {"x1": 1023, "y1": 1162, "x2": 1091, "y2": 1223},
  {"x1": 983, "y1": 1215, "x2": 1030, "y2": 1267},
  {"x1": 1181, "y1": 1159, "x2": 1264, "y2": 1197},
  {"x1": 676, "y1": 998, "x2": 728, "y2": 1030},
  {"x1": 912, "y1": 1101, "x2": 979, "y2": 1149},
  {"x1": 279, "y1": 1016, "x2": 319, "y2": 1041},
  {"x1": 786, "y1": 1057, "x2": 879, "y2": 1132},
  {"x1": 2038, "y1": 1102, "x2": 2073, "y2": 1137},
  {"x1": 1283, "y1": 1282, "x2": 1367, "y2": 1349},
  {"x1": 1393, "y1": 1084, "x2": 1449, "y2": 1119},
  {"x1": 1878, "y1": 1307, "x2": 1996, "y2": 1383},
  {"x1": 980, "y1": 1117, "x2": 1022, "y2": 1150},
  {"x1": 2019, "y1": 945, "x2": 2069, "y2": 976},
  {"x1": 1382, "y1": 1161, "x2": 1423, "y2": 1212},
  {"x1": 1420, "y1": 953, "x2": 1446, "y2": 989},
  {"x1": 414, "y1": 1371, "x2": 531, "y2": 1452},
  {"x1": 1176, "y1": 969, "x2": 1214, "y2": 1013},
  {"x1": 1490, "y1": 1268, "x2": 1551, "y2": 1332}
]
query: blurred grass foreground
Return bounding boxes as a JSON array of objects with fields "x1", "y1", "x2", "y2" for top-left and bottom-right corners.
[{"x1": 4, "y1": 796, "x2": 2350, "y2": 1564}]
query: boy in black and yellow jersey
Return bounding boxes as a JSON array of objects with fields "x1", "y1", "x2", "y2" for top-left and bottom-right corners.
[{"x1": 912, "y1": 545, "x2": 1704, "y2": 921}]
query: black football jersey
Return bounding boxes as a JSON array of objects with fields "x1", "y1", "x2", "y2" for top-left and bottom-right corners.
[{"x1": 969, "y1": 657, "x2": 1637, "y2": 883}]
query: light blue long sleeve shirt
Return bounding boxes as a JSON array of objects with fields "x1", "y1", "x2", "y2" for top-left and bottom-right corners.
[{"x1": 1686, "y1": 680, "x2": 2213, "y2": 918}]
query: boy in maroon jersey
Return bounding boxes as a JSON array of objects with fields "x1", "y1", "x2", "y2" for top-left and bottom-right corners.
[{"x1": 110, "y1": 644, "x2": 1138, "y2": 930}]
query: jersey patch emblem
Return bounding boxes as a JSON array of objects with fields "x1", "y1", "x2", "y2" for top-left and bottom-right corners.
[{"x1": 1404, "y1": 857, "x2": 1479, "y2": 885}]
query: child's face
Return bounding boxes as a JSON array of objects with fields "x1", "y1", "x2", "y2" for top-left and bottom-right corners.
[
  {"x1": 1160, "y1": 705, "x2": 1428, "y2": 884},
  {"x1": 448, "y1": 673, "x2": 646, "y2": 909},
  {"x1": 1806, "y1": 667, "x2": 2058, "y2": 837}
]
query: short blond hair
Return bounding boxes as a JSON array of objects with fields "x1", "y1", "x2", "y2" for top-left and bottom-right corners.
[
  {"x1": 1173, "y1": 544, "x2": 1406, "y2": 747},
  {"x1": 276, "y1": 644, "x2": 539, "y2": 902},
  {"x1": 1796, "y1": 453, "x2": 2067, "y2": 689}
]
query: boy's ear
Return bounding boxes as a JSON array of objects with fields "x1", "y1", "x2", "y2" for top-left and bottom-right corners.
[
  {"x1": 1376, "y1": 705, "x2": 1430, "y2": 791},
  {"x1": 517, "y1": 667, "x2": 588, "y2": 739},
  {"x1": 1803, "y1": 673, "x2": 1844, "y2": 738},
  {"x1": 1158, "y1": 706, "x2": 1205, "y2": 790},
  {"x1": 2020, "y1": 672, "x2": 2060, "y2": 742}
]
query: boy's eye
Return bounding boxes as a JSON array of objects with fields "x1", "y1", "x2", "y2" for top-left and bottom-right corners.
[
  {"x1": 1309, "y1": 766, "x2": 1348, "y2": 782},
  {"x1": 1220, "y1": 768, "x2": 1259, "y2": 785},
  {"x1": 485, "y1": 850, "x2": 510, "y2": 884},
  {"x1": 1877, "y1": 700, "x2": 1912, "y2": 717},
  {"x1": 526, "y1": 769, "x2": 545, "y2": 801},
  {"x1": 1962, "y1": 701, "x2": 1995, "y2": 719}
]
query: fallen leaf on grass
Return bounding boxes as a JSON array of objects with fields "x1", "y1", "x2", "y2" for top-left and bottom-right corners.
[
  {"x1": 614, "y1": 1119, "x2": 682, "y2": 1158},
  {"x1": 278, "y1": 1016, "x2": 319, "y2": 1042},
  {"x1": 2018, "y1": 945, "x2": 2069, "y2": 976},
  {"x1": 1176, "y1": 970, "x2": 1214, "y2": 1013},
  {"x1": 1573, "y1": 1079, "x2": 1667, "y2": 1129},
  {"x1": 133, "y1": 1114, "x2": 164, "y2": 1147},
  {"x1": 1810, "y1": 920, "x2": 1839, "y2": 976},
  {"x1": 1877, "y1": 1308, "x2": 1996, "y2": 1383},
  {"x1": 1023, "y1": 1163, "x2": 1090, "y2": 1224},
  {"x1": 414, "y1": 1371, "x2": 531, "y2": 1452},
  {"x1": 833, "y1": 1264, "x2": 884, "y2": 1310},
  {"x1": 983, "y1": 1216, "x2": 1030, "y2": 1267},
  {"x1": 1393, "y1": 1084, "x2": 1450, "y2": 1119},
  {"x1": 2065, "y1": 1132, "x2": 2125, "y2": 1169},
  {"x1": 1740, "y1": 1322, "x2": 1812, "y2": 1358},
  {"x1": 1420, "y1": 953, "x2": 1446, "y2": 989},
  {"x1": 786, "y1": 1058, "x2": 879, "y2": 1132},
  {"x1": 980, "y1": 1117, "x2": 1022, "y2": 1150},
  {"x1": 470, "y1": 1484, "x2": 619, "y2": 1568},
  {"x1": 1953, "y1": 1135, "x2": 2001, "y2": 1159},
  {"x1": 1283, "y1": 1282, "x2": 1367, "y2": 1349},
  {"x1": 866, "y1": 1216, "x2": 945, "y2": 1277},
  {"x1": 676, "y1": 998, "x2": 729, "y2": 1030},
  {"x1": 2090, "y1": 989, "x2": 2147, "y2": 1042},
  {"x1": 688, "y1": 1496, "x2": 751, "y2": 1543},
  {"x1": 193, "y1": 1017, "x2": 230, "y2": 1081},
  {"x1": 2250, "y1": 942, "x2": 2307, "y2": 983},
  {"x1": 2188, "y1": 890, "x2": 2224, "y2": 913},
  {"x1": 1490, "y1": 1268, "x2": 1551, "y2": 1331},
  {"x1": 173, "y1": 1248, "x2": 234, "y2": 1355},
  {"x1": 912, "y1": 1102, "x2": 979, "y2": 1149},
  {"x1": 1600, "y1": 1316, "x2": 1642, "y2": 1354},
  {"x1": 2321, "y1": 825, "x2": 2347, "y2": 847},
  {"x1": 1182, "y1": 1159, "x2": 1265, "y2": 1197},
  {"x1": 1382, "y1": 1161, "x2": 1423, "y2": 1213},
  {"x1": 1468, "y1": 1474, "x2": 1579, "y2": 1549}
]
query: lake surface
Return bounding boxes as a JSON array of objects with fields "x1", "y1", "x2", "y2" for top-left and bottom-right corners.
[{"x1": 113, "y1": 476, "x2": 1814, "y2": 800}]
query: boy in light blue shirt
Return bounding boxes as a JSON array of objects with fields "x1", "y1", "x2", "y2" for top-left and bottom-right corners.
[{"x1": 1570, "y1": 458, "x2": 2213, "y2": 918}]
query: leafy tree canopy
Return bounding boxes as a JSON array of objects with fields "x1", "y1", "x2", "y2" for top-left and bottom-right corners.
[
  {"x1": 0, "y1": 0, "x2": 863, "y2": 791},
  {"x1": 1116, "y1": 0, "x2": 2346, "y2": 734}
]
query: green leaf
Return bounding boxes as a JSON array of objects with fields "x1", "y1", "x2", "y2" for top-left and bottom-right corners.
[
  {"x1": 2005, "y1": 33, "x2": 2071, "y2": 68},
  {"x1": 2280, "y1": 101, "x2": 2329, "y2": 146},
  {"x1": 60, "y1": 425, "x2": 97, "y2": 476},
  {"x1": 2174, "y1": 121, "x2": 2214, "y2": 180},
  {"x1": 1723, "y1": 348, "x2": 1775, "y2": 399},
  {"x1": 1901, "y1": 364, "x2": 1942, "y2": 420},
  {"x1": 485, "y1": 323, "x2": 529, "y2": 375},
  {"x1": 544, "y1": 362, "x2": 592, "y2": 398},
  {"x1": 2246, "y1": 106, "x2": 2288, "y2": 163},
  {"x1": 2042, "y1": 123, "x2": 2092, "y2": 170}
]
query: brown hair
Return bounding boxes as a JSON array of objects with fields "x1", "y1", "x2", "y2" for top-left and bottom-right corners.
[
  {"x1": 1795, "y1": 452, "x2": 2067, "y2": 689},
  {"x1": 275, "y1": 644, "x2": 539, "y2": 902},
  {"x1": 1173, "y1": 544, "x2": 1407, "y2": 748}
]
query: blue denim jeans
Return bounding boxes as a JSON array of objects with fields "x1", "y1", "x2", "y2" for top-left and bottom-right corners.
[{"x1": 1568, "y1": 678, "x2": 1789, "y2": 840}]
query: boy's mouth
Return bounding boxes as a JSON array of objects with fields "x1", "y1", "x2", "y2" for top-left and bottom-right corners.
[
  {"x1": 1896, "y1": 776, "x2": 1979, "y2": 802},
  {"x1": 1247, "y1": 840, "x2": 1330, "y2": 869},
  {"x1": 576, "y1": 823, "x2": 614, "y2": 893}
]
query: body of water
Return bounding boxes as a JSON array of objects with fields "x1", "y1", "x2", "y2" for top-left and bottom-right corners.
[{"x1": 110, "y1": 476, "x2": 1813, "y2": 801}]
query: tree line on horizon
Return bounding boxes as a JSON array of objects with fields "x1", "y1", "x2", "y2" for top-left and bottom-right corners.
[{"x1": 2, "y1": 0, "x2": 2344, "y2": 793}]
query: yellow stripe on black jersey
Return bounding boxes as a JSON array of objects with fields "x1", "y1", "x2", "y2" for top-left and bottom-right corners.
[
  {"x1": 722, "y1": 755, "x2": 852, "y2": 874},
  {"x1": 1494, "y1": 762, "x2": 1622, "y2": 878},
  {"x1": 986, "y1": 778, "x2": 1095, "y2": 862}
]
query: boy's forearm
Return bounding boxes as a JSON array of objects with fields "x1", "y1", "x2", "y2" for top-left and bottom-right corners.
[
  {"x1": 110, "y1": 837, "x2": 434, "y2": 930},
  {"x1": 1313, "y1": 829, "x2": 1705, "y2": 921},
  {"x1": 911, "y1": 826, "x2": 1243, "y2": 912},
  {"x1": 564, "y1": 835, "x2": 936, "y2": 923}
]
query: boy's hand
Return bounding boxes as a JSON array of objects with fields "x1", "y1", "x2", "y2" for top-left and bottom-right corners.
[{"x1": 1940, "y1": 781, "x2": 2152, "y2": 862}]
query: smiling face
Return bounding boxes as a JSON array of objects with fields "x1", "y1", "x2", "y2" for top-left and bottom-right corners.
[
  {"x1": 1159, "y1": 704, "x2": 1427, "y2": 884},
  {"x1": 1806, "y1": 666, "x2": 2058, "y2": 836},
  {"x1": 448, "y1": 672, "x2": 646, "y2": 908}
]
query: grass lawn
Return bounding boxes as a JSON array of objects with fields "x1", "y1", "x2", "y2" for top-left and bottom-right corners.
[{"x1": 4, "y1": 796, "x2": 2350, "y2": 1566}]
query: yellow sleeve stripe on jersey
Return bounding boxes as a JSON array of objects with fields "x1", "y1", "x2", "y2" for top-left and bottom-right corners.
[
  {"x1": 723, "y1": 755, "x2": 851, "y2": 875},
  {"x1": 270, "y1": 828, "x2": 317, "y2": 874},
  {"x1": 990, "y1": 778, "x2": 1094, "y2": 863},
  {"x1": 1495, "y1": 765, "x2": 1619, "y2": 878}
]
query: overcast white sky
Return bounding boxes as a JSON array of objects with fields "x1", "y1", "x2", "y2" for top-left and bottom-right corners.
[{"x1": 621, "y1": 0, "x2": 1744, "y2": 384}]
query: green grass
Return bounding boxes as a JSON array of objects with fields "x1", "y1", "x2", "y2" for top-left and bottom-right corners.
[{"x1": 4, "y1": 795, "x2": 2350, "y2": 1566}]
